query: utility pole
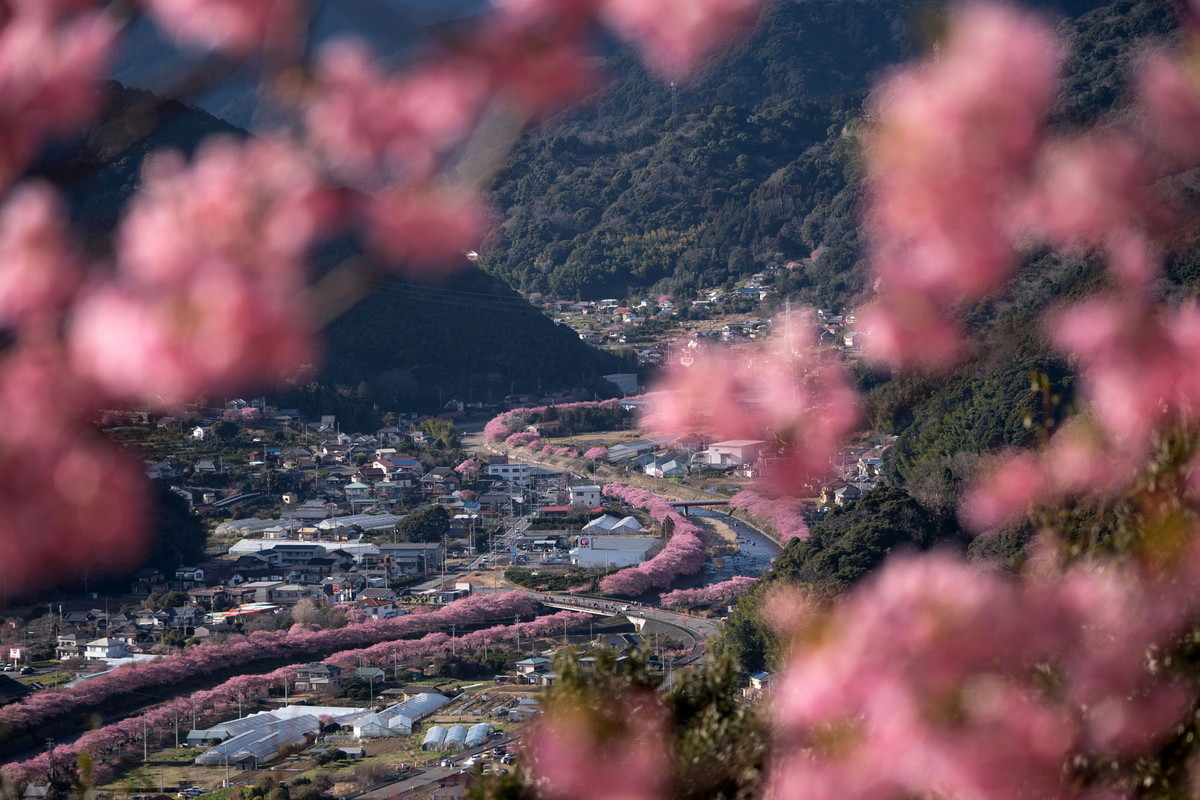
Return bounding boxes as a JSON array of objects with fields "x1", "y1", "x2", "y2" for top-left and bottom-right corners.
[{"x1": 143, "y1": 715, "x2": 148, "y2": 763}]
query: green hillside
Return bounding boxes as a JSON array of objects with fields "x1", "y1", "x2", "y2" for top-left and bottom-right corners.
[{"x1": 478, "y1": 0, "x2": 1114, "y2": 301}]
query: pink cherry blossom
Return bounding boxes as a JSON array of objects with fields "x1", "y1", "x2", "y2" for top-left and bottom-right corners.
[
  {"x1": 1051, "y1": 296, "x2": 1200, "y2": 452},
  {"x1": 862, "y1": 3, "x2": 1061, "y2": 369},
  {"x1": 141, "y1": 0, "x2": 299, "y2": 56},
  {"x1": 646, "y1": 309, "x2": 857, "y2": 492},
  {"x1": 68, "y1": 138, "x2": 331, "y2": 405},
  {"x1": 305, "y1": 40, "x2": 490, "y2": 182},
  {"x1": 4, "y1": 602, "x2": 587, "y2": 784},
  {"x1": 0, "y1": 346, "x2": 148, "y2": 598},
  {"x1": 363, "y1": 181, "x2": 486, "y2": 276},
  {"x1": 599, "y1": 0, "x2": 761, "y2": 80},
  {"x1": 768, "y1": 553, "x2": 1194, "y2": 800},
  {"x1": 1138, "y1": 48, "x2": 1200, "y2": 163},
  {"x1": 0, "y1": 182, "x2": 79, "y2": 327},
  {"x1": 729, "y1": 490, "x2": 810, "y2": 542},
  {"x1": 526, "y1": 691, "x2": 670, "y2": 800},
  {"x1": 455, "y1": 458, "x2": 483, "y2": 477},
  {"x1": 584, "y1": 446, "x2": 609, "y2": 459},
  {"x1": 659, "y1": 575, "x2": 755, "y2": 607},
  {"x1": 960, "y1": 426, "x2": 1137, "y2": 532},
  {"x1": 599, "y1": 483, "x2": 706, "y2": 596},
  {"x1": 0, "y1": 4, "x2": 114, "y2": 191}
]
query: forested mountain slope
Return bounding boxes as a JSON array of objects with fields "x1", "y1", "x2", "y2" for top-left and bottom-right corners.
[
  {"x1": 40, "y1": 83, "x2": 630, "y2": 416},
  {"x1": 478, "y1": 0, "x2": 1113, "y2": 300}
]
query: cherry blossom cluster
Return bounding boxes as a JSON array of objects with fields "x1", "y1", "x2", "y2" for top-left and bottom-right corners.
[
  {"x1": 598, "y1": 483, "x2": 706, "y2": 596},
  {"x1": 853, "y1": 3, "x2": 1200, "y2": 527},
  {"x1": 729, "y1": 489, "x2": 810, "y2": 543},
  {"x1": 659, "y1": 575, "x2": 756, "y2": 608},
  {"x1": 585, "y1": 446, "x2": 610, "y2": 460},
  {"x1": 767, "y1": 553, "x2": 1200, "y2": 798},
  {"x1": 505, "y1": 431, "x2": 541, "y2": 449},
  {"x1": 1, "y1": 606, "x2": 590, "y2": 787},
  {"x1": 455, "y1": 458, "x2": 483, "y2": 479},
  {"x1": 485, "y1": 398, "x2": 630, "y2": 443},
  {"x1": 525, "y1": 690, "x2": 671, "y2": 800},
  {"x1": 645, "y1": 310, "x2": 858, "y2": 492},
  {"x1": 858, "y1": 3, "x2": 1062, "y2": 368},
  {"x1": 0, "y1": 590, "x2": 537, "y2": 733}
]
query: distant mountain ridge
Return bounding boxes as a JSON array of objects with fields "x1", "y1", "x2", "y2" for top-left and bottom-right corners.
[
  {"x1": 39, "y1": 81, "x2": 630, "y2": 415},
  {"x1": 111, "y1": 0, "x2": 489, "y2": 130}
]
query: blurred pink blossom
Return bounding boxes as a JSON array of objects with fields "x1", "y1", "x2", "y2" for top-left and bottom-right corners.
[
  {"x1": 1051, "y1": 296, "x2": 1200, "y2": 452},
  {"x1": 364, "y1": 182, "x2": 486, "y2": 276},
  {"x1": 961, "y1": 428, "x2": 1136, "y2": 531},
  {"x1": 482, "y1": 20, "x2": 599, "y2": 114},
  {"x1": 769, "y1": 553, "x2": 1193, "y2": 799},
  {"x1": 142, "y1": 0, "x2": 298, "y2": 56},
  {"x1": 862, "y1": 3, "x2": 1061, "y2": 369},
  {"x1": 1138, "y1": 48, "x2": 1200, "y2": 163},
  {"x1": 69, "y1": 138, "x2": 330, "y2": 405},
  {"x1": 1025, "y1": 135, "x2": 1164, "y2": 252},
  {"x1": 0, "y1": 347, "x2": 147, "y2": 597},
  {"x1": 599, "y1": 0, "x2": 760, "y2": 80},
  {"x1": 306, "y1": 41, "x2": 489, "y2": 181},
  {"x1": 0, "y1": 4, "x2": 114, "y2": 190},
  {"x1": 646, "y1": 309, "x2": 857, "y2": 492},
  {"x1": 0, "y1": 183, "x2": 79, "y2": 326},
  {"x1": 858, "y1": 294, "x2": 967, "y2": 369},
  {"x1": 527, "y1": 692, "x2": 670, "y2": 800}
]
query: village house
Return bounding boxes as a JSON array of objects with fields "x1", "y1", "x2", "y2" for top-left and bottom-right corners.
[{"x1": 294, "y1": 662, "x2": 342, "y2": 694}]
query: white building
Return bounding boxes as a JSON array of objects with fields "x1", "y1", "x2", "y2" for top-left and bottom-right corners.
[
  {"x1": 582, "y1": 514, "x2": 648, "y2": 536},
  {"x1": 701, "y1": 440, "x2": 769, "y2": 467},
  {"x1": 83, "y1": 638, "x2": 133, "y2": 660},
  {"x1": 487, "y1": 463, "x2": 530, "y2": 484},
  {"x1": 571, "y1": 535, "x2": 660, "y2": 568},
  {"x1": 569, "y1": 485, "x2": 602, "y2": 507}
]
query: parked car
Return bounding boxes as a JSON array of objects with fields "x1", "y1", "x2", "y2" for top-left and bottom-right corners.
[{"x1": 19, "y1": 666, "x2": 35, "y2": 675}]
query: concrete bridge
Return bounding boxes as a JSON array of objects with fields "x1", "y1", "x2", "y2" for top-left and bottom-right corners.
[
  {"x1": 539, "y1": 596, "x2": 622, "y2": 617},
  {"x1": 668, "y1": 500, "x2": 730, "y2": 516}
]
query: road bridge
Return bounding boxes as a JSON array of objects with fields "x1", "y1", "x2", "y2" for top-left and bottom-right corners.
[{"x1": 668, "y1": 500, "x2": 730, "y2": 516}]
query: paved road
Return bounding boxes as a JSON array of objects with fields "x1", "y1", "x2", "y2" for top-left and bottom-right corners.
[{"x1": 352, "y1": 735, "x2": 518, "y2": 799}]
